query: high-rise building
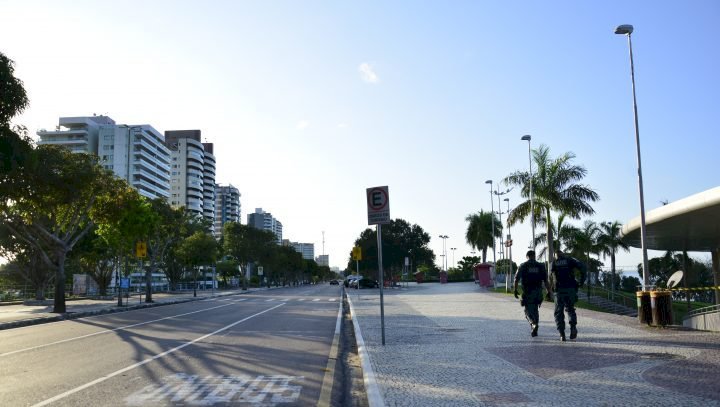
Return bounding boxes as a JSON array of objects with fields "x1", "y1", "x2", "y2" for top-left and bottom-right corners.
[
  {"x1": 316, "y1": 254, "x2": 329, "y2": 267},
  {"x1": 282, "y1": 240, "x2": 314, "y2": 260},
  {"x1": 37, "y1": 116, "x2": 171, "y2": 200},
  {"x1": 214, "y1": 184, "x2": 241, "y2": 238},
  {"x1": 247, "y1": 208, "x2": 282, "y2": 244},
  {"x1": 164, "y1": 130, "x2": 216, "y2": 231}
]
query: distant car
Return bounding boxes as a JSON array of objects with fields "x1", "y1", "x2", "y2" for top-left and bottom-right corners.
[
  {"x1": 358, "y1": 278, "x2": 379, "y2": 289},
  {"x1": 349, "y1": 277, "x2": 360, "y2": 289},
  {"x1": 329, "y1": 280, "x2": 339, "y2": 285}
]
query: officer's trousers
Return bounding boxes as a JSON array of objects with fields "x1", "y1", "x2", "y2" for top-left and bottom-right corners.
[
  {"x1": 554, "y1": 288, "x2": 577, "y2": 332},
  {"x1": 522, "y1": 288, "x2": 543, "y2": 326}
]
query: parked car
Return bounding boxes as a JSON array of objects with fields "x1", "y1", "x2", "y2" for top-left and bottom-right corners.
[
  {"x1": 349, "y1": 277, "x2": 360, "y2": 289},
  {"x1": 358, "y1": 278, "x2": 379, "y2": 289}
]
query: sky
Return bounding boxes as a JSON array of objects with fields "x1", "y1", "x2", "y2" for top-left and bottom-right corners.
[{"x1": 1, "y1": 1, "x2": 718, "y2": 273}]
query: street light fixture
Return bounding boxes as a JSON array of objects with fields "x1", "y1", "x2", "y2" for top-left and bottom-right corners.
[
  {"x1": 504, "y1": 197, "x2": 514, "y2": 291},
  {"x1": 520, "y1": 134, "x2": 535, "y2": 250},
  {"x1": 485, "y1": 180, "x2": 496, "y2": 268},
  {"x1": 615, "y1": 23, "x2": 650, "y2": 290},
  {"x1": 450, "y1": 248, "x2": 457, "y2": 269},
  {"x1": 438, "y1": 235, "x2": 449, "y2": 271}
]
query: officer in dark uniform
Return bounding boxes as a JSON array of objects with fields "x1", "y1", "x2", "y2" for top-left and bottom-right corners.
[
  {"x1": 514, "y1": 250, "x2": 553, "y2": 337},
  {"x1": 550, "y1": 248, "x2": 586, "y2": 341}
]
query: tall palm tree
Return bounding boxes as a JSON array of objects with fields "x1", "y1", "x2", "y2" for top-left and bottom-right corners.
[
  {"x1": 465, "y1": 210, "x2": 502, "y2": 263},
  {"x1": 504, "y1": 144, "x2": 599, "y2": 269},
  {"x1": 532, "y1": 212, "x2": 578, "y2": 261},
  {"x1": 567, "y1": 220, "x2": 601, "y2": 293},
  {"x1": 597, "y1": 221, "x2": 630, "y2": 297}
]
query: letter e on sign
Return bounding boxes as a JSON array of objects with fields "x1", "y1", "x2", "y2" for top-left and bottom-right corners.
[{"x1": 366, "y1": 186, "x2": 390, "y2": 225}]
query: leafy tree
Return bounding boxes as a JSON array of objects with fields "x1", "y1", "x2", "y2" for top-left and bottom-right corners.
[
  {"x1": 621, "y1": 275, "x2": 642, "y2": 292},
  {"x1": 223, "y1": 222, "x2": 278, "y2": 288},
  {"x1": 465, "y1": 211, "x2": 502, "y2": 263},
  {"x1": 347, "y1": 219, "x2": 434, "y2": 282},
  {"x1": 0, "y1": 52, "x2": 28, "y2": 126},
  {"x1": 2, "y1": 145, "x2": 123, "y2": 313},
  {"x1": 566, "y1": 220, "x2": 601, "y2": 293},
  {"x1": 505, "y1": 144, "x2": 599, "y2": 269},
  {"x1": 216, "y1": 259, "x2": 240, "y2": 288},
  {"x1": 176, "y1": 231, "x2": 218, "y2": 297},
  {"x1": 597, "y1": 221, "x2": 629, "y2": 296}
]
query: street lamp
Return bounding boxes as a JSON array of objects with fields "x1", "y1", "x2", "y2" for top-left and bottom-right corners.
[
  {"x1": 615, "y1": 24, "x2": 650, "y2": 290},
  {"x1": 438, "y1": 235, "x2": 449, "y2": 271},
  {"x1": 520, "y1": 135, "x2": 535, "y2": 249},
  {"x1": 485, "y1": 180, "x2": 496, "y2": 268},
  {"x1": 504, "y1": 198, "x2": 514, "y2": 291},
  {"x1": 450, "y1": 248, "x2": 457, "y2": 269}
]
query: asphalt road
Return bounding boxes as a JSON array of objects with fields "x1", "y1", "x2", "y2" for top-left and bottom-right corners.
[{"x1": 0, "y1": 284, "x2": 343, "y2": 406}]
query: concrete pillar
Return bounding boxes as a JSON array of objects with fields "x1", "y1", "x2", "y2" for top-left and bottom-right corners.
[{"x1": 713, "y1": 248, "x2": 719, "y2": 305}]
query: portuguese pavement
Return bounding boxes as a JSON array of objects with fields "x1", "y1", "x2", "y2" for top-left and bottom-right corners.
[{"x1": 348, "y1": 282, "x2": 720, "y2": 407}]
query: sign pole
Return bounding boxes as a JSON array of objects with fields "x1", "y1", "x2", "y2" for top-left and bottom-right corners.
[{"x1": 377, "y1": 224, "x2": 386, "y2": 346}]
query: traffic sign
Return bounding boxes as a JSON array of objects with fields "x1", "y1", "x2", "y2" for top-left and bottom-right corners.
[
  {"x1": 258, "y1": 266, "x2": 264, "y2": 276},
  {"x1": 366, "y1": 186, "x2": 390, "y2": 225},
  {"x1": 136, "y1": 241, "x2": 147, "y2": 258},
  {"x1": 505, "y1": 239, "x2": 513, "y2": 247},
  {"x1": 352, "y1": 246, "x2": 362, "y2": 261}
]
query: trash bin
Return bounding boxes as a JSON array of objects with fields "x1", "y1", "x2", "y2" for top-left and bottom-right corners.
[
  {"x1": 636, "y1": 291, "x2": 652, "y2": 325},
  {"x1": 650, "y1": 290, "x2": 673, "y2": 326}
]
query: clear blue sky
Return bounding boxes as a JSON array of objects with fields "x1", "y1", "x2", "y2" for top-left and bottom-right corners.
[{"x1": 2, "y1": 1, "x2": 718, "y2": 272}]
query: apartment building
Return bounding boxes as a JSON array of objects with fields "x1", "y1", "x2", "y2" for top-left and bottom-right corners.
[
  {"x1": 164, "y1": 130, "x2": 216, "y2": 230},
  {"x1": 37, "y1": 116, "x2": 171, "y2": 200},
  {"x1": 214, "y1": 184, "x2": 241, "y2": 238},
  {"x1": 247, "y1": 208, "x2": 283, "y2": 244}
]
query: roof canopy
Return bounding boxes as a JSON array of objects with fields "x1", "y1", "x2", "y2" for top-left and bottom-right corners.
[{"x1": 622, "y1": 187, "x2": 720, "y2": 252}]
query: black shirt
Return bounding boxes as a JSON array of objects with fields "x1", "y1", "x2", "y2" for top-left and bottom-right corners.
[
  {"x1": 551, "y1": 256, "x2": 584, "y2": 289},
  {"x1": 515, "y1": 259, "x2": 547, "y2": 290}
]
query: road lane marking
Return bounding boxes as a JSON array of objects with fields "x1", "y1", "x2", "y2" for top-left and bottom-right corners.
[
  {"x1": 265, "y1": 299, "x2": 275, "y2": 302},
  {"x1": 1, "y1": 302, "x2": 238, "y2": 358},
  {"x1": 125, "y1": 373, "x2": 304, "y2": 405},
  {"x1": 328, "y1": 298, "x2": 337, "y2": 302},
  {"x1": 318, "y1": 291, "x2": 343, "y2": 407},
  {"x1": 312, "y1": 299, "x2": 321, "y2": 302},
  {"x1": 31, "y1": 303, "x2": 286, "y2": 407},
  {"x1": 281, "y1": 299, "x2": 290, "y2": 302},
  {"x1": 297, "y1": 298, "x2": 305, "y2": 302}
]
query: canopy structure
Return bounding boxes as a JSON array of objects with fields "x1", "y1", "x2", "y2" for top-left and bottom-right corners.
[
  {"x1": 622, "y1": 186, "x2": 720, "y2": 304},
  {"x1": 622, "y1": 187, "x2": 720, "y2": 251}
]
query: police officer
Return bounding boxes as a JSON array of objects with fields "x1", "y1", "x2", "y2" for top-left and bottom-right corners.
[
  {"x1": 514, "y1": 250, "x2": 553, "y2": 337},
  {"x1": 550, "y1": 248, "x2": 586, "y2": 341}
]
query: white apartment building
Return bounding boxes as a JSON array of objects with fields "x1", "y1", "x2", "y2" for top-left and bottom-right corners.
[
  {"x1": 289, "y1": 241, "x2": 315, "y2": 260},
  {"x1": 37, "y1": 116, "x2": 171, "y2": 200},
  {"x1": 247, "y1": 208, "x2": 283, "y2": 244},
  {"x1": 202, "y1": 143, "x2": 216, "y2": 226},
  {"x1": 214, "y1": 184, "x2": 241, "y2": 238},
  {"x1": 164, "y1": 130, "x2": 216, "y2": 231}
]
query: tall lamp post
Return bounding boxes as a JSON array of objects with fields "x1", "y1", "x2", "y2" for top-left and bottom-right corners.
[
  {"x1": 504, "y1": 198, "x2": 514, "y2": 291},
  {"x1": 494, "y1": 185, "x2": 512, "y2": 291},
  {"x1": 520, "y1": 135, "x2": 535, "y2": 249},
  {"x1": 438, "y1": 235, "x2": 449, "y2": 271},
  {"x1": 615, "y1": 24, "x2": 650, "y2": 290},
  {"x1": 450, "y1": 248, "x2": 457, "y2": 269},
  {"x1": 485, "y1": 180, "x2": 497, "y2": 270}
]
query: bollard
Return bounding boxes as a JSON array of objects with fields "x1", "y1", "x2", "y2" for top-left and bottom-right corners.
[
  {"x1": 636, "y1": 291, "x2": 651, "y2": 325},
  {"x1": 650, "y1": 290, "x2": 673, "y2": 326}
]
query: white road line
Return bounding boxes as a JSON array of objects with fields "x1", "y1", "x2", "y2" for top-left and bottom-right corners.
[
  {"x1": 281, "y1": 299, "x2": 290, "y2": 302},
  {"x1": 312, "y1": 299, "x2": 321, "y2": 302},
  {"x1": 31, "y1": 303, "x2": 285, "y2": 407},
  {"x1": 1, "y1": 302, "x2": 236, "y2": 358},
  {"x1": 328, "y1": 298, "x2": 336, "y2": 302},
  {"x1": 297, "y1": 298, "x2": 305, "y2": 302},
  {"x1": 265, "y1": 299, "x2": 275, "y2": 302},
  {"x1": 233, "y1": 298, "x2": 248, "y2": 302}
]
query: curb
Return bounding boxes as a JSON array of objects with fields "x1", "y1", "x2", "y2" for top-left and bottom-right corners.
[
  {"x1": 347, "y1": 294, "x2": 385, "y2": 407},
  {"x1": 317, "y1": 288, "x2": 344, "y2": 407}
]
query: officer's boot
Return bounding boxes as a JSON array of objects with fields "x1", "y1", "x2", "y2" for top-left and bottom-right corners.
[
  {"x1": 570, "y1": 325, "x2": 578, "y2": 340},
  {"x1": 559, "y1": 330, "x2": 566, "y2": 342},
  {"x1": 531, "y1": 323, "x2": 538, "y2": 337}
]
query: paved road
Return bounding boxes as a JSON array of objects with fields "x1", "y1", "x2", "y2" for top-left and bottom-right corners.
[
  {"x1": 0, "y1": 285, "x2": 342, "y2": 406},
  {"x1": 349, "y1": 282, "x2": 720, "y2": 407}
]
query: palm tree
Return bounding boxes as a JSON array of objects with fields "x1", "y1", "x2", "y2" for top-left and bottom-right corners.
[
  {"x1": 465, "y1": 210, "x2": 502, "y2": 263},
  {"x1": 532, "y1": 212, "x2": 578, "y2": 261},
  {"x1": 597, "y1": 221, "x2": 630, "y2": 298},
  {"x1": 504, "y1": 144, "x2": 599, "y2": 269},
  {"x1": 567, "y1": 220, "x2": 601, "y2": 294}
]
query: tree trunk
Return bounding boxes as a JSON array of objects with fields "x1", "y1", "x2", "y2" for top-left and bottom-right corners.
[
  {"x1": 193, "y1": 267, "x2": 197, "y2": 297},
  {"x1": 546, "y1": 208, "x2": 554, "y2": 273},
  {"x1": 53, "y1": 250, "x2": 67, "y2": 313},
  {"x1": 611, "y1": 252, "x2": 616, "y2": 300},
  {"x1": 145, "y1": 260, "x2": 153, "y2": 303},
  {"x1": 35, "y1": 287, "x2": 45, "y2": 301},
  {"x1": 482, "y1": 248, "x2": 487, "y2": 263},
  {"x1": 683, "y1": 251, "x2": 690, "y2": 313}
]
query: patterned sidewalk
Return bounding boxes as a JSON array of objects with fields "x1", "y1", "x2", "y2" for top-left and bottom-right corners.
[{"x1": 348, "y1": 282, "x2": 720, "y2": 407}]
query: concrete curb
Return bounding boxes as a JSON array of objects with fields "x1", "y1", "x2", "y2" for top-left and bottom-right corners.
[
  {"x1": 347, "y1": 294, "x2": 385, "y2": 407},
  {"x1": 317, "y1": 288, "x2": 344, "y2": 407}
]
